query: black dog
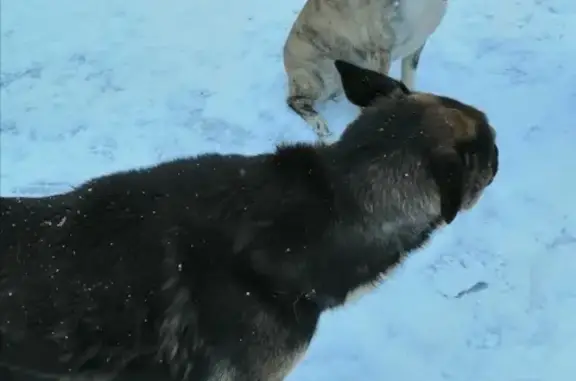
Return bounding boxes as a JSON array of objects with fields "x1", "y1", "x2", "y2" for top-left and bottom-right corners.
[{"x1": 0, "y1": 63, "x2": 498, "y2": 381}]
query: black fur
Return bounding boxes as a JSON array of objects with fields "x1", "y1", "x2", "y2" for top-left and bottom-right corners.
[
  {"x1": 427, "y1": 147, "x2": 465, "y2": 224},
  {"x1": 0, "y1": 99, "x2": 497, "y2": 380},
  {"x1": 334, "y1": 59, "x2": 410, "y2": 107}
]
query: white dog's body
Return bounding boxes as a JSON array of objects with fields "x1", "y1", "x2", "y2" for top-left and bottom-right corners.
[{"x1": 284, "y1": 0, "x2": 448, "y2": 140}]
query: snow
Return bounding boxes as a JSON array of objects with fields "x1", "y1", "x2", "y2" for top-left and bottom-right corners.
[{"x1": 1, "y1": 0, "x2": 575, "y2": 380}]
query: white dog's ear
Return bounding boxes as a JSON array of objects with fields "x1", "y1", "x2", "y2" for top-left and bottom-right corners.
[{"x1": 334, "y1": 60, "x2": 410, "y2": 107}]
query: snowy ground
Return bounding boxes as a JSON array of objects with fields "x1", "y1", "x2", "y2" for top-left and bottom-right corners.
[{"x1": 1, "y1": 0, "x2": 575, "y2": 380}]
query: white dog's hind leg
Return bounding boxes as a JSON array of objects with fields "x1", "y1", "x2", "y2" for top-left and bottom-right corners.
[{"x1": 286, "y1": 68, "x2": 331, "y2": 141}]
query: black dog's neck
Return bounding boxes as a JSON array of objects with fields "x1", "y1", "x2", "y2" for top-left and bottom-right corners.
[
  {"x1": 241, "y1": 143, "x2": 444, "y2": 313},
  {"x1": 320, "y1": 140, "x2": 442, "y2": 232}
]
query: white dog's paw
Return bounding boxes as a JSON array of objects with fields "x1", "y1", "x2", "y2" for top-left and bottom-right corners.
[{"x1": 308, "y1": 116, "x2": 332, "y2": 142}]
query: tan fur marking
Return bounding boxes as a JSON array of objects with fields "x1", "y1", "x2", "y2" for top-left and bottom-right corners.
[
  {"x1": 410, "y1": 92, "x2": 440, "y2": 105},
  {"x1": 441, "y1": 108, "x2": 477, "y2": 142},
  {"x1": 418, "y1": 101, "x2": 478, "y2": 144}
]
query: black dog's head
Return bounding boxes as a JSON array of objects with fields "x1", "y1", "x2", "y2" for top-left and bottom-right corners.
[
  {"x1": 334, "y1": 60, "x2": 499, "y2": 224},
  {"x1": 414, "y1": 92, "x2": 499, "y2": 223}
]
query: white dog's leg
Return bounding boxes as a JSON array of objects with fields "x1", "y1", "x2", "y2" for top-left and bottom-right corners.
[
  {"x1": 286, "y1": 68, "x2": 331, "y2": 141},
  {"x1": 401, "y1": 43, "x2": 426, "y2": 90}
]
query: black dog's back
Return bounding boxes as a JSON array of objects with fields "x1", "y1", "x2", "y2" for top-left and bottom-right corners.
[
  {"x1": 0, "y1": 195, "x2": 72, "y2": 255},
  {"x1": 0, "y1": 175, "x2": 170, "y2": 375},
  {"x1": 0, "y1": 146, "x2": 347, "y2": 378},
  {"x1": 0, "y1": 160, "x2": 214, "y2": 375},
  {"x1": 0, "y1": 195, "x2": 77, "y2": 378}
]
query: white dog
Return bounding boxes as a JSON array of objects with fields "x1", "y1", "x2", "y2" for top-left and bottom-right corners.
[{"x1": 283, "y1": 0, "x2": 448, "y2": 140}]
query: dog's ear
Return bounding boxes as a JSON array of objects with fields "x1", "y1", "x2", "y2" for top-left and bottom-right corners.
[
  {"x1": 334, "y1": 60, "x2": 409, "y2": 107},
  {"x1": 427, "y1": 147, "x2": 465, "y2": 224}
]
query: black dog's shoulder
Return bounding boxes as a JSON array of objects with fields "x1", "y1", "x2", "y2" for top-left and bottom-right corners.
[
  {"x1": 271, "y1": 143, "x2": 332, "y2": 194},
  {"x1": 256, "y1": 143, "x2": 339, "y2": 214},
  {"x1": 230, "y1": 142, "x2": 358, "y2": 251}
]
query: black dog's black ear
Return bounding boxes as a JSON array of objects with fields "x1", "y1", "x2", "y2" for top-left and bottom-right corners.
[
  {"x1": 428, "y1": 147, "x2": 466, "y2": 224},
  {"x1": 334, "y1": 60, "x2": 410, "y2": 107}
]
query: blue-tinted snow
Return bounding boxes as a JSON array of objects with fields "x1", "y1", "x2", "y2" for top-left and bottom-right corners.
[{"x1": 1, "y1": 0, "x2": 575, "y2": 380}]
